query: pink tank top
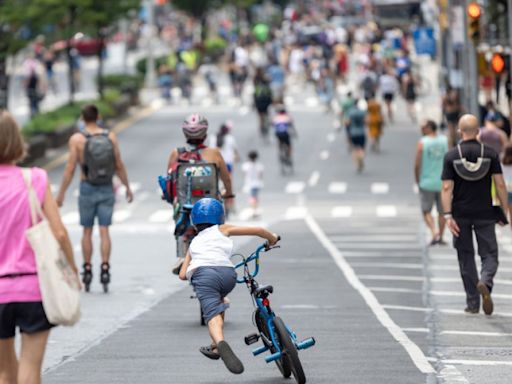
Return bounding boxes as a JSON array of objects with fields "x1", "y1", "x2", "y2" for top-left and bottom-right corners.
[{"x1": 0, "y1": 165, "x2": 47, "y2": 303}]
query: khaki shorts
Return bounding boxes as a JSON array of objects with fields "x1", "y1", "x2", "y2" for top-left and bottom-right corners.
[{"x1": 420, "y1": 189, "x2": 443, "y2": 214}]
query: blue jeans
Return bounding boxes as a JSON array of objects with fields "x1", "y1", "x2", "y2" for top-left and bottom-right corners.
[{"x1": 78, "y1": 181, "x2": 115, "y2": 227}]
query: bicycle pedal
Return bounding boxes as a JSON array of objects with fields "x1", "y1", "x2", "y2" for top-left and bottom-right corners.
[{"x1": 244, "y1": 333, "x2": 260, "y2": 345}]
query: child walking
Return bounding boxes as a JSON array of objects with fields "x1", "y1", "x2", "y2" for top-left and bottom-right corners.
[
  {"x1": 179, "y1": 198, "x2": 278, "y2": 374},
  {"x1": 242, "y1": 150, "x2": 264, "y2": 218}
]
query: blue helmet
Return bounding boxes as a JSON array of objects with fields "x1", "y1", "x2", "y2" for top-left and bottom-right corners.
[{"x1": 191, "y1": 198, "x2": 225, "y2": 225}]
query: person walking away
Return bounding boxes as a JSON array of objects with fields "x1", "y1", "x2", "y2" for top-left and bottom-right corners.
[
  {"x1": 158, "y1": 64, "x2": 173, "y2": 103},
  {"x1": 478, "y1": 114, "x2": 508, "y2": 157},
  {"x1": 56, "y1": 104, "x2": 134, "y2": 292},
  {"x1": 253, "y1": 68, "x2": 273, "y2": 139},
  {"x1": 366, "y1": 94, "x2": 384, "y2": 153},
  {"x1": 266, "y1": 59, "x2": 286, "y2": 103},
  {"x1": 167, "y1": 114, "x2": 234, "y2": 274},
  {"x1": 359, "y1": 69, "x2": 377, "y2": 101},
  {"x1": 345, "y1": 99, "x2": 367, "y2": 173},
  {"x1": 441, "y1": 114, "x2": 509, "y2": 315},
  {"x1": 402, "y1": 72, "x2": 417, "y2": 122},
  {"x1": 379, "y1": 68, "x2": 399, "y2": 123},
  {"x1": 43, "y1": 49, "x2": 57, "y2": 94},
  {"x1": 23, "y1": 56, "x2": 45, "y2": 118},
  {"x1": 339, "y1": 91, "x2": 356, "y2": 152},
  {"x1": 242, "y1": 151, "x2": 264, "y2": 218},
  {"x1": 0, "y1": 111, "x2": 80, "y2": 383},
  {"x1": 442, "y1": 88, "x2": 463, "y2": 147},
  {"x1": 414, "y1": 120, "x2": 449, "y2": 245},
  {"x1": 179, "y1": 198, "x2": 278, "y2": 374},
  {"x1": 501, "y1": 145, "x2": 512, "y2": 221}
]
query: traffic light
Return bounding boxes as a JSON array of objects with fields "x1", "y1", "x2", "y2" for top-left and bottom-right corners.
[
  {"x1": 467, "y1": 2, "x2": 481, "y2": 42},
  {"x1": 491, "y1": 53, "x2": 505, "y2": 74}
]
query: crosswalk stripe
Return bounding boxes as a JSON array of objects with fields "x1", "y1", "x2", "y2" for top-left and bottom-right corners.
[
  {"x1": 113, "y1": 210, "x2": 131, "y2": 223},
  {"x1": 148, "y1": 209, "x2": 173, "y2": 223},
  {"x1": 319, "y1": 150, "x2": 330, "y2": 160},
  {"x1": 62, "y1": 211, "x2": 79, "y2": 225},
  {"x1": 328, "y1": 182, "x2": 347, "y2": 194},
  {"x1": 285, "y1": 206, "x2": 307, "y2": 220},
  {"x1": 331, "y1": 206, "x2": 352, "y2": 218},
  {"x1": 371, "y1": 182, "x2": 389, "y2": 194},
  {"x1": 376, "y1": 205, "x2": 397, "y2": 217},
  {"x1": 327, "y1": 133, "x2": 336, "y2": 142},
  {"x1": 308, "y1": 171, "x2": 320, "y2": 187},
  {"x1": 285, "y1": 181, "x2": 305, "y2": 194}
]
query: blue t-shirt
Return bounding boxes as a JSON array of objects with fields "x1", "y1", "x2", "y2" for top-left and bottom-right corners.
[
  {"x1": 420, "y1": 135, "x2": 448, "y2": 192},
  {"x1": 347, "y1": 108, "x2": 366, "y2": 137}
]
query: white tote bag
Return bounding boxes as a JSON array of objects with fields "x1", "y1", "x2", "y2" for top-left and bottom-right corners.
[{"x1": 22, "y1": 169, "x2": 81, "y2": 326}]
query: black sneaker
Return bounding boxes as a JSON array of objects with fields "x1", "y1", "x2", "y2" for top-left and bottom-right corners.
[{"x1": 464, "y1": 307, "x2": 479, "y2": 314}]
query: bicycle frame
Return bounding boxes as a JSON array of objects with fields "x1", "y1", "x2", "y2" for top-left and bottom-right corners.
[{"x1": 235, "y1": 244, "x2": 315, "y2": 363}]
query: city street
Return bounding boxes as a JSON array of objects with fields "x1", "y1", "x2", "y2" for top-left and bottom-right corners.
[{"x1": 37, "y1": 65, "x2": 512, "y2": 383}]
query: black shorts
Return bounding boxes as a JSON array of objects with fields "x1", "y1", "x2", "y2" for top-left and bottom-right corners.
[
  {"x1": 276, "y1": 132, "x2": 291, "y2": 146},
  {"x1": 0, "y1": 301, "x2": 54, "y2": 339},
  {"x1": 350, "y1": 135, "x2": 366, "y2": 148},
  {"x1": 383, "y1": 93, "x2": 394, "y2": 102}
]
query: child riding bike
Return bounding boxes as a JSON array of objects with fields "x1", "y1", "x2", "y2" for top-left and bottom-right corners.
[{"x1": 178, "y1": 198, "x2": 278, "y2": 374}]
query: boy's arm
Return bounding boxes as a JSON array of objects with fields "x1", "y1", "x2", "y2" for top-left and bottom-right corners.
[
  {"x1": 220, "y1": 225, "x2": 278, "y2": 245},
  {"x1": 179, "y1": 251, "x2": 191, "y2": 280}
]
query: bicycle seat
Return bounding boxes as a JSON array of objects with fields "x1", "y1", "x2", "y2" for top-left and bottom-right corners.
[{"x1": 255, "y1": 285, "x2": 273, "y2": 298}]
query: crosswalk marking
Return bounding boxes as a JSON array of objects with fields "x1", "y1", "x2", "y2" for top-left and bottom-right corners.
[
  {"x1": 376, "y1": 205, "x2": 397, "y2": 217},
  {"x1": 237, "y1": 208, "x2": 254, "y2": 221},
  {"x1": 308, "y1": 171, "x2": 320, "y2": 187},
  {"x1": 327, "y1": 133, "x2": 336, "y2": 142},
  {"x1": 113, "y1": 210, "x2": 131, "y2": 223},
  {"x1": 328, "y1": 182, "x2": 347, "y2": 194},
  {"x1": 320, "y1": 150, "x2": 330, "y2": 160},
  {"x1": 331, "y1": 206, "x2": 352, "y2": 218},
  {"x1": 285, "y1": 206, "x2": 307, "y2": 220},
  {"x1": 148, "y1": 209, "x2": 173, "y2": 223},
  {"x1": 371, "y1": 182, "x2": 389, "y2": 194},
  {"x1": 62, "y1": 211, "x2": 79, "y2": 225},
  {"x1": 285, "y1": 181, "x2": 305, "y2": 194}
]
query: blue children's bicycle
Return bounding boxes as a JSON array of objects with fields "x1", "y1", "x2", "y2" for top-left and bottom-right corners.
[{"x1": 234, "y1": 240, "x2": 315, "y2": 384}]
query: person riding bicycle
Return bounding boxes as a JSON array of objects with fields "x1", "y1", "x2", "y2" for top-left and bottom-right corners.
[
  {"x1": 272, "y1": 104, "x2": 296, "y2": 163},
  {"x1": 178, "y1": 198, "x2": 278, "y2": 374},
  {"x1": 167, "y1": 114, "x2": 234, "y2": 273}
]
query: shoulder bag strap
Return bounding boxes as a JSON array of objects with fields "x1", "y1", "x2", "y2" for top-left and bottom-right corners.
[
  {"x1": 21, "y1": 168, "x2": 46, "y2": 226},
  {"x1": 457, "y1": 144, "x2": 463, "y2": 159}
]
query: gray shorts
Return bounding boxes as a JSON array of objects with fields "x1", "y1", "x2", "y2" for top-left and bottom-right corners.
[
  {"x1": 191, "y1": 267, "x2": 237, "y2": 324},
  {"x1": 78, "y1": 181, "x2": 115, "y2": 227},
  {"x1": 419, "y1": 189, "x2": 442, "y2": 214}
]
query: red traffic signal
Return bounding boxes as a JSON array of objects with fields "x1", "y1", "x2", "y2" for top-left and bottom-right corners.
[
  {"x1": 467, "y1": 2, "x2": 481, "y2": 19},
  {"x1": 491, "y1": 53, "x2": 505, "y2": 74}
]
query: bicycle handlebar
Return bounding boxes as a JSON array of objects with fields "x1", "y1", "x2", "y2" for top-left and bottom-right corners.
[{"x1": 235, "y1": 236, "x2": 280, "y2": 283}]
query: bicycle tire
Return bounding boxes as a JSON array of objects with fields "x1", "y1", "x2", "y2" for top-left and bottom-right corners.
[
  {"x1": 254, "y1": 310, "x2": 291, "y2": 378},
  {"x1": 273, "y1": 317, "x2": 306, "y2": 384}
]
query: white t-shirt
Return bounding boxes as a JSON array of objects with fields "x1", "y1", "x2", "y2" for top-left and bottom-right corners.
[
  {"x1": 379, "y1": 74, "x2": 399, "y2": 95},
  {"x1": 186, "y1": 225, "x2": 234, "y2": 280},
  {"x1": 242, "y1": 161, "x2": 264, "y2": 191}
]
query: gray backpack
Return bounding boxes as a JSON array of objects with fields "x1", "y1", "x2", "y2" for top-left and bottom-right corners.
[{"x1": 83, "y1": 130, "x2": 115, "y2": 185}]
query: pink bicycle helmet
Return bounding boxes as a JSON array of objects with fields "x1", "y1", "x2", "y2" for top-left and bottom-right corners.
[{"x1": 182, "y1": 113, "x2": 208, "y2": 140}]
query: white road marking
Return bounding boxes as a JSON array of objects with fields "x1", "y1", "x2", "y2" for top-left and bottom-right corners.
[
  {"x1": 239, "y1": 106, "x2": 250, "y2": 115},
  {"x1": 285, "y1": 206, "x2": 307, "y2": 220},
  {"x1": 376, "y1": 205, "x2": 397, "y2": 217},
  {"x1": 113, "y1": 210, "x2": 131, "y2": 223},
  {"x1": 148, "y1": 210, "x2": 173, "y2": 223},
  {"x1": 441, "y1": 330, "x2": 512, "y2": 337},
  {"x1": 370, "y1": 287, "x2": 423, "y2": 294},
  {"x1": 353, "y1": 262, "x2": 422, "y2": 269},
  {"x1": 331, "y1": 234, "x2": 418, "y2": 242},
  {"x1": 327, "y1": 133, "x2": 336, "y2": 142},
  {"x1": 281, "y1": 304, "x2": 319, "y2": 310},
  {"x1": 413, "y1": 184, "x2": 419, "y2": 194},
  {"x1": 383, "y1": 304, "x2": 431, "y2": 312},
  {"x1": 371, "y1": 182, "x2": 389, "y2": 194},
  {"x1": 62, "y1": 211, "x2": 79, "y2": 225},
  {"x1": 332, "y1": 242, "x2": 419, "y2": 250},
  {"x1": 331, "y1": 206, "x2": 353, "y2": 218},
  {"x1": 328, "y1": 182, "x2": 347, "y2": 194},
  {"x1": 359, "y1": 275, "x2": 424, "y2": 282},
  {"x1": 308, "y1": 171, "x2": 320, "y2": 187},
  {"x1": 343, "y1": 252, "x2": 422, "y2": 258},
  {"x1": 374, "y1": 285, "x2": 512, "y2": 300},
  {"x1": 237, "y1": 208, "x2": 254, "y2": 221},
  {"x1": 441, "y1": 359, "x2": 512, "y2": 367},
  {"x1": 305, "y1": 97, "x2": 319, "y2": 107},
  {"x1": 305, "y1": 215, "x2": 435, "y2": 374},
  {"x1": 383, "y1": 304, "x2": 512, "y2": 318},
  {"x1": 319, "y1": 150, "x2": 330, "y2": 160},
  {"x1": 402, "y1": 328, "x2": 429, "y2": 333},
  {"x1": 285, "y1": 181, "x2": 305, "y2": 194}
]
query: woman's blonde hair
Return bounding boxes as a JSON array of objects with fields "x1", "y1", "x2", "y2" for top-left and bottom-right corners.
[{"x1": 0, "y1": 111, "x2": 26, "y2": 164}]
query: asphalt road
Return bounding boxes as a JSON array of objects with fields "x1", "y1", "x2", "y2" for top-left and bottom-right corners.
[{"x1": 40, "y1": 60, "x2": 512, "y2": 384}]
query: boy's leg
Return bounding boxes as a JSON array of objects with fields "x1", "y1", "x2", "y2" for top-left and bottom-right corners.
[
  {"x1": 18, "y1": 330, "x2": 50, "y2": 384},
  {"x1": 0, "y1": 337, "x2": 17, "y2": 384}
]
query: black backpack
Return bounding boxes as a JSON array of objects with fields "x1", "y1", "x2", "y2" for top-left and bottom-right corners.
[{"x1": 82, "y1": 130, "x2": 115, "y2": 185}]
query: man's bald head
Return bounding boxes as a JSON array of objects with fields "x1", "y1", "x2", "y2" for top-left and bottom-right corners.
[{"x1": 458, "y1": 114, "x2": 479, "y2": 138}]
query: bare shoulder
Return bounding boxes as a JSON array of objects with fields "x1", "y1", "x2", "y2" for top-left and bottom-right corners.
[
  {"x1": 69, "y1": 132, "x2": 85, "y2": 146},
  {"x1": 108, "y1": 131, "x2": 118, "y2": 142}
]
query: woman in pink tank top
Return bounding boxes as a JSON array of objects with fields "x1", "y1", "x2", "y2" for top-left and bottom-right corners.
[{"x1": 0, "y1": 111, "x2": 79, "y2": 383}]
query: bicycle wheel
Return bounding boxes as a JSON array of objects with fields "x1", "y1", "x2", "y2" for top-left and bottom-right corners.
[
  {"x1": 273, "y1": 317, "x2": 306, "y2": 384},
  {"x1": 254, "y1": 310, "x2": 291, "y2": 378}
]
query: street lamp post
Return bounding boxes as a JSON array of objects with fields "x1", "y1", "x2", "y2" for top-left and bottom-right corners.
[
  {"x1": 145, "y1": 0, "x2": 157, "y2": 89},
  {"x1": 464, "y1": 0, "x2": 480, "y2": 118}
]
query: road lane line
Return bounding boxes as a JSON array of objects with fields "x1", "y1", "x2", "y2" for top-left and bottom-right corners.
[
  {"x1": 285, "y1": 181, "x2": 305, "y2": 194},
  {"x1": 402, "y1": 328, "x2": 429, "y2": 333},
  {"x1": 308, "y1": 171, "x2": 320, "y2": 187},
  {"x1": 358, "y1": 275, "x2": 424, "y2": 282},
  {"x1": 370, "y1": 287, "x2": 423, "y2": 294},
  {"x1": 113, "y1": 210, "x2": 131, "y2": 223},
  {"x1": 319, "y1": 150, "x2": 330, "y2": 160},
  {"x1": 331, "y1": 206, "x2": 353, "y2": 218},
  {"x1": 382, "y1": 304, "x2": 431, "y2": 312},
  {"x1": 328, "y1": 182, "x2": 347, "y2": 194},
  {"x1": 285, "y1": 206, "x2": 308, "y2": 220},
  {"x1": 376, "y1": 205, "x2": 397, "y2": 217},
  {"x1": 148, "y1": 210, "x2": 173, "y2": 223},
  {"x1": 305, "y1": 215, "x2": 435, "y2": 374},
  {"x1": 332, "y1": 243, "x2": 420, "y2": 250},
  {"x1": 440, "y1": 330, "x2": 512, "y2": 337},
  {"x1": 352, "y1": 262, "x2": 422, "y2": 269},
  {"x1": 383, "y1": 304, "x2": 512, "y2": 318},
  {"x1": 441, "y1": 359, "x2": 512, "y2": 367},
  {"x1": 371, "y1": 182, "x2": 389, "y2": 194},
  {"x1": 375, "y1": 286, "x2": 512, "y2": 300}
]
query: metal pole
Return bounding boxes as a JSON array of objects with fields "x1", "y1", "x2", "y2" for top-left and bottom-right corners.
[
  {"x1": 145, "y1": 0, "x2": 156, "y2": 88},
  {"x1": 464, "y1": 0, "x2": 480, "y2": 118}
]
